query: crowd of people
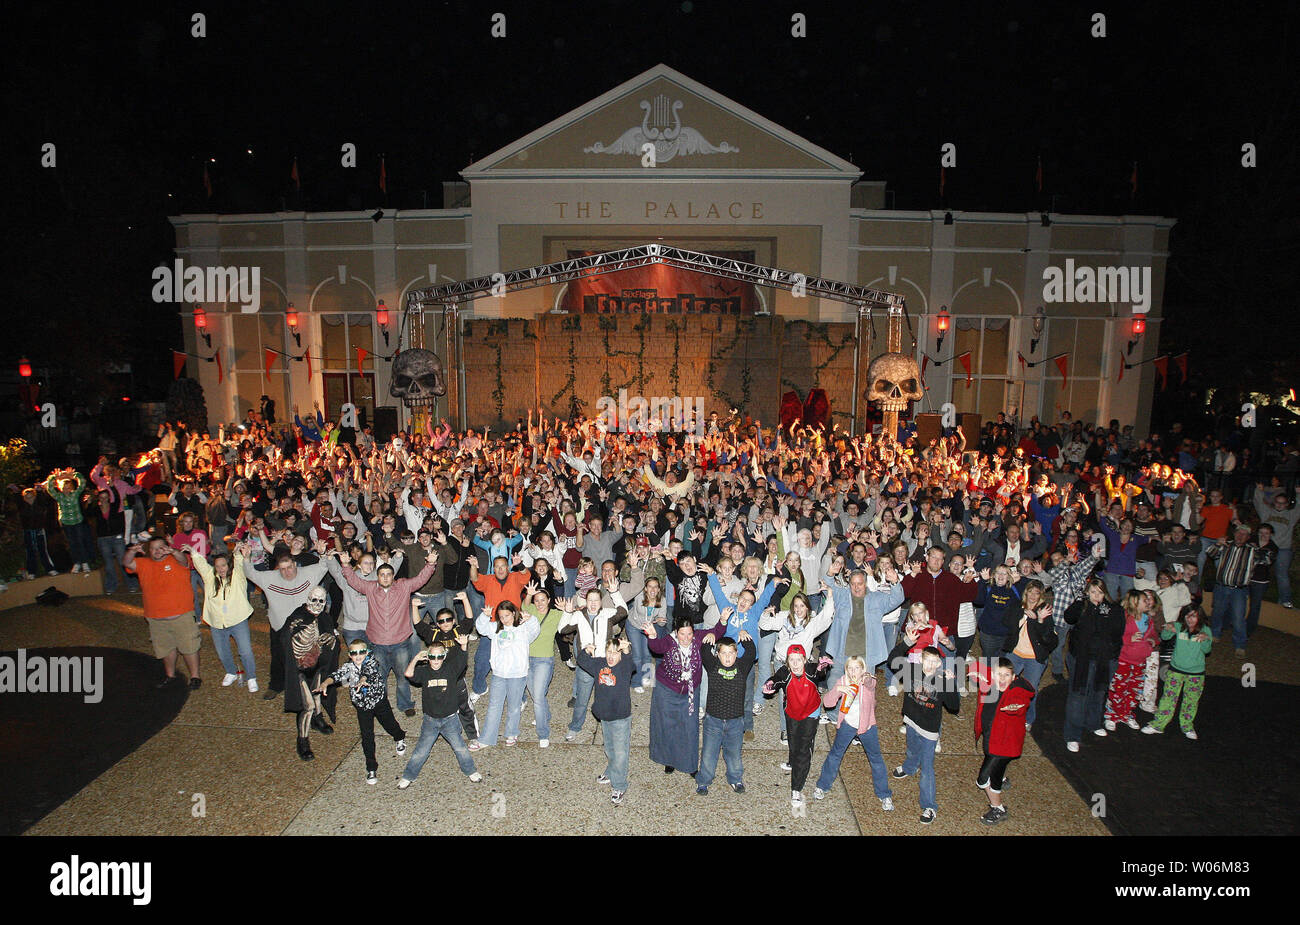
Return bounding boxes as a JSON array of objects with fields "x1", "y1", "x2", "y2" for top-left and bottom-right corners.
[{"x1": 6, "y1": 400, "x2": 1296, "y2": 825}]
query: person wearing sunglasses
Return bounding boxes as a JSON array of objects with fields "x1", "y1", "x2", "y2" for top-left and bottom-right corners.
[
  {"x1": 412, "y1": 591, "x2": 479, "y2": 745},
  {"x1": 317, "y1": 641, "x2": 407, "y2": 784},
  {"x1": 398, "y1": 643, "x2": 481, "y2": 788},
  {"x1": 284, "y1": 586, "x2": 340, "y2": 760}
]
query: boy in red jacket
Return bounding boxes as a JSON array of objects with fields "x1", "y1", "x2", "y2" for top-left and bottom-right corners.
[{"x1": 968, "y1": 656, "x2": 1035, "y2": 826}]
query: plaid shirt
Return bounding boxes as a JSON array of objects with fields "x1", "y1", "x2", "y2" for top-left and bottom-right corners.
[{"x1": 1042, "y1": 553, "x2": 1099, "y2": 636}]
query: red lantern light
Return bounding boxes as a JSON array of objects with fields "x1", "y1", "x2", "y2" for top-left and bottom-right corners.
[
  {"x1": 376, "y1": 299, "x2": 389, "y2": 327},
  {"x1": 1132, "y1": 316, "x2": 1146, "y2": 336},
  {"x1": 937, "y1": 308, "x2": 950, "y2": 332},
  {"x1": 18, "y1": 357, "x2": 32, "y2": 378},
  {"x1": 286, "y1": 305, "x2": 299, "y2": 328},
  {"x1": 193, "y1": 306, "x2": 207, "y2": 330}
]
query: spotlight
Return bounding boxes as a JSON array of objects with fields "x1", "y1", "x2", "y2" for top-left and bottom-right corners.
[
  {"x1": 943, "y1": 212, "x2": 953, "y2": 225},
  {"x1": 372, "y1": 210, "x2": 383, "y2": 222}
]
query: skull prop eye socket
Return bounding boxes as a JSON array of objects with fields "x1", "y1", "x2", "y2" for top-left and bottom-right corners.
[{"x1": 388, "y1": 349, "x2": 447, "y2": 406}]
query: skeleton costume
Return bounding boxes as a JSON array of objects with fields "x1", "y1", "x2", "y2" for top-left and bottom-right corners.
[{"x1": 284, "y1": 591, "x2": 340, "y2": 760}]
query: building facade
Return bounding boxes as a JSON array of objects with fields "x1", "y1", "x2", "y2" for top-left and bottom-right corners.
[{"x1": 171, "y1": 64, "x2": 1173, "y2": 434}]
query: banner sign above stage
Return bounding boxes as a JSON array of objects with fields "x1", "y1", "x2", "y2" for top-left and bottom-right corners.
[{"x1": 561, "y1": 249, "x2": 758, "y2": 314}]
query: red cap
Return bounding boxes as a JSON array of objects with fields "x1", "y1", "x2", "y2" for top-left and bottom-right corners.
[
  {"x1": 788, "y1": 644, "x2": 806, "y2": 658},
  {"x1": 635, "y1": 535, "x2": 650, "y2": 547}
]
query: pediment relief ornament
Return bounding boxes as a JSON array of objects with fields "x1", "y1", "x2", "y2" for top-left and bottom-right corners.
[{"x1": 583, "y1": 94, "x2": 739, "y2": 162}]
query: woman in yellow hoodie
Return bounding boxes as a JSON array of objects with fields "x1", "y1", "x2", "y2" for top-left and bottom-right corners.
[{"x1": 186, "y1": 541, "x2": 259, "y2": 692}]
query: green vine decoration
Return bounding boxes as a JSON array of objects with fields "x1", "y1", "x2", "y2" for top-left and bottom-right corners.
[
  {"x1": 785, "y1": 321, "x2": 855, "y2": 389},
  {"x1": 706, "y1": 318, "x2": 754, "y2": 411},
  {"x1": 665, "y1": 317, "x2": 682, "y2": 393}
]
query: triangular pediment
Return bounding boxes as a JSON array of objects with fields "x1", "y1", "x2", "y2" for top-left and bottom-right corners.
[{"x1": 462, "y1": 64, "x2": 860, "y2": 178}]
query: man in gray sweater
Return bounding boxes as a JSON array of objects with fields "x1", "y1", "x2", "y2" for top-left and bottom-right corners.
[
  {"x1": 1255, "y1": 492, "x2": 1300, "y2": 607},
  {"x1": 244, "y1": 553, "x2": 330, "y2": 699}
]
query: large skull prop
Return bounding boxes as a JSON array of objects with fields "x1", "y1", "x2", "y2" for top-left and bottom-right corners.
[
  {"x1": 866, "y1": 352, "x2": 923, "y2": 412},
  {"x1": 389, "y1": 349, "x2": 446, "y2": 406}
]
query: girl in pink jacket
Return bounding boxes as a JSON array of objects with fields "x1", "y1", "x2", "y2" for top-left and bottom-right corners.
[
  {"x1": 1104, "y1": 590, "x2": 1162, "y2": 730},
  {"x1": 811, "y1": 656, "x2": 893, "y2": 811}
]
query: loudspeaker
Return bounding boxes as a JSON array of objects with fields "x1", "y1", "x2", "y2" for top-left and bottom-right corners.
[
  {"x1": 960, "y1": 412, "x2": 981, "y2": 436},
  {"x1": 913, "y1": 413, "x2": 942, "y2": 447},
  {"x1": 372, "y1": 407, "x2": 399, "y2": 443}
]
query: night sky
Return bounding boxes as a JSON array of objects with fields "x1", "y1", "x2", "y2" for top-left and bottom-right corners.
[{"x1": 4, "y1": 0, "x2": 1296, "y2": 413}]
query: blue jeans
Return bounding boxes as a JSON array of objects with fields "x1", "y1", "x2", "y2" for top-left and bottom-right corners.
[
  {"x1": 563, "y1": 567, "x2": 578, "y2": 599},
  {"x1": 1007, "y1": 653, "x2": 1046, "y2": 726},
  {"x1": 1103, "y1": 572, "x2": 1134, "y2": 602},
  {"x1": 816, "y1": 722, "x2": 891, "y2": 798},
  {"x1": 479, "y1": 674, "x2": 527, "y2": 745},
  {"x1": 697, "y1": 714, "x2": 745, "y2": 788},
  {"x1": 403, "y1": 713, "x2": 476, "y2": 780},
  {"x1": 1049, "y1": 625, "x2": 1070, "y2": 675},
  {"x1": 97, "y1": 535, "x2": 129, "y2": 593},
  {"x1": 1211, "y1": 585, "x2": 1249, "y2": 649},
  {"x1": 978, "y1": 631, "x2": 1006, "y2": 659},
  {"x1": 626, "y1": 626, "x2": 654, "y2": 687},
  {"x1": 1248, "y1": 582, "x2": 1266, "y2": 636},
  {"x1": 569, "y1": 664, "x2": 596, "y2": 734},
  {"x1": 472, "y1": 635, "x2": 493, "y2": 696},
  {"x1": 372, "y1": 634, "x2": 421, "y2": 712},
  {"x1": 64, "y1": 521, "x2": 95, "y2": 565},
  {"x1": 749, "y1": 631, "x2": 778, "y2": 725},
  {"x1": 527, "y1": 656, "x2": 555, "y2": 740},
  {"x1": 1063, "y1": 653, "x2": 1110, "y2": 742},
  {"x1": 1197, "y1": 537, "x2": 1215, "y2": 583},
  {"x1": 413, "y1": 590, "x2": 453, "y2": 622},
  {"x1": 211, "y1": 619, "x2": 257, "y2": 680},
  {"x1": 601, "y1": 716, "x2": 631, "y2": 791},
  {"x1": 24, "y1": 528, "x2": 56, "y2": 575},
  {"x1": 900, "y1": 726, "x2": 938, "y2": 811},
  {"x1": 1275, "y1": 547, "x2": 1293, "y2": 607}
]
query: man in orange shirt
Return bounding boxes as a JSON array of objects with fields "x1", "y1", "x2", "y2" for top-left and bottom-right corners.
[
  {"x1": 125, "y1": 537, "x2": 203, "y2": 689},
  {"x1": 1196, "y1": 489, "x2": 1235, "y2": 588},
  {"x1": 467, "y1": 554, "x2": 530, "y2": 703}
]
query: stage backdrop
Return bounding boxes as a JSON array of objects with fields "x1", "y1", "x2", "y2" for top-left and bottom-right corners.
[
  {"x1": 456, "y1": 314, "x2": 880, "y2": 433},
  {"x1": 560, "y1": 250, "x2": 758, "y2": 314}
]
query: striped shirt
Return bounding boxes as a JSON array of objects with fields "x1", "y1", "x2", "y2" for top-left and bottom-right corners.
[{"x1": 1208, "y1": 542, "x2": 1256, "y2": 589}]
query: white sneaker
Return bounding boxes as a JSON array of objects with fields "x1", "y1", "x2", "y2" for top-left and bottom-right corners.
[
  {"x1": 47, "y1": 569, "x2": 60, "y2": 576},
  {"x1": 82, "y1": 565, "x2": 93, "y2": 576},
  {"x1": 221, "y1": 673, "x2": 239, "y2": 687},
  {"x1": 247, "y1": 679, "x2": 259, "y2": 693},
  {"x1": 819, "y1": 715, "x2": 832, "y2": 725},
  {"x1": 1124, "y1": 717, "x2": 1140, "y2": 730},
  {"x1": 397, "y1": 778, "x2": 412, "y2": 790},
  {"x1": 887, "y1": 685, "x2": 899, "y2": 697},
  {"x1": 1183, "y1": 729, "x2": 1198, "y2": 740},
  {"x1": 538, "y1": 738, "x2": 549, "y2": 748},
  {"x1": 752, "y1": 703, "x2": 763, "y2": 716},
  {"x1": 880, "y1": 796, "x2": 894, "y2": 811},
  {"x1": 634, "y1": 686, "x2": 645, "y2": 694},
  {"x1": 780, "y1": 762, "x2": 791, "y2": 772},
  {"x1": 70, "y1": 563, "x2": 81, "y2": 574},
  {"x1": 790, "y1": 790, "x2": 804, "y2": 806},
  {"x1": 1141, "y1": 724, "x2": 1162, "y2": 735},
  {"x1": 468, "y1": 691, "x2": 482, "y2": 707},
  {"x1": 813, "y1": 788, "x2": 825, "y2": 800},
  {"x1": 469, "y1": 772, "x2": 483, "y2": 782},
  {"x1": 935, "y1": 739, "x2": 942, "y2": 754},
  {"x1": 899, "y1": 725, "x2": 906, "y2": 735},
  {"x1": 1103, "y1": 719, "x2": 1116, "y2": 732},
  {"x1": 1066, "y1": 741, "x2": 1080, "y2": 752},
  {"x1": 1093, "y1": 728, "x2": 1108, "y2": 737},
  {"x1": 396, "y1": 739, "x2": 407, "y2": 756}
]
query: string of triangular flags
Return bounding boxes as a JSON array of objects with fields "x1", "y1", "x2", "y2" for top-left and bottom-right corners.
[
  {"x1": 1117, "y1": 352, "x2": 1189, "y2": 388},
  {"x1": 175, "y1": 346, "x2": 402, "y2": 382}
]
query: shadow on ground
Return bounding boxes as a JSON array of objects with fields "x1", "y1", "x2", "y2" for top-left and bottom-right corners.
[{"x1": 0, "y1": 647, "x2": 188, "y2": 834}]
